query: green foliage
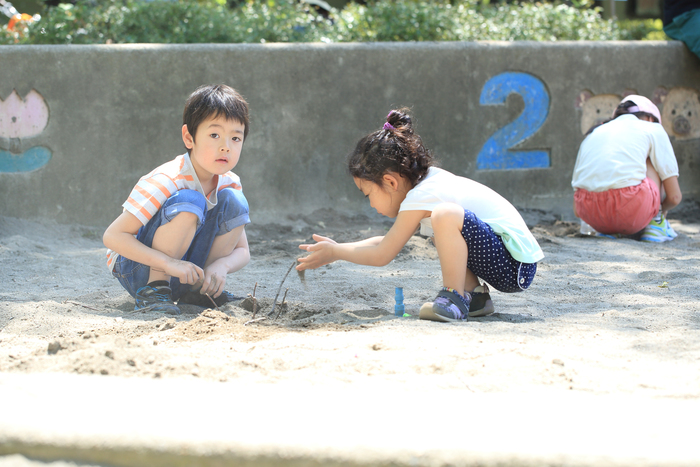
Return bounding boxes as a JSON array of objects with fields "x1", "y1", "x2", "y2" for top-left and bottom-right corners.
[
  {"x1": 333, "y1": 1, "x2": 462, "y2": 42},
  {"x1": 226, "y1": 0, "x2": 334, "y2": 43},
  {"x1": 472, "y1": 2, "x2": 619, "y2": 41},
  {"x1": 334, "y1": 0, "x2": 619, "y2": 41},
  {"x1": 0, "y1": 0, "x2": 334, "y2": 44},
  {"x1": 0, "y1": 0, "x2": 672, "y2": 45},
  {"x1": 617, "y1": 18, "x2": 669, "y2": 40}
]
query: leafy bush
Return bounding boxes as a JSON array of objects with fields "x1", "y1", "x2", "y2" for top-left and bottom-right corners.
[
  {"x1": 0, "y1": 0, "x2": 334, "y2": 44},
  {"x1": 617, "y1": 18, "x2": 668, "y2": 40},
  {"x1": 0, "y1": 0, "x2": 673, "y2": 45},
  {"x1": 226, "y1": 0, "x2": 334, "y2": 43},
  {"x1": 332, "y1": 1, "x2": 461, "y2": 42},
  {"x1": 471, "y1": 2, "x2": 619, "y2": 41},
  {"x1": 333, "y1": 0, "x2": 619, "y2": 41}
]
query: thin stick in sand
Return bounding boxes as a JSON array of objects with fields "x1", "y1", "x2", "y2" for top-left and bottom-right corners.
[
  {"x1": 244, "y1": 316, "x2": 267, "y2": 326},
  {"x1": 274, "y1": 288, "x2": 290, "y2": 321},
  {"x1": 250, "y1": 282, "x2": 259, "y2": 319},
  {"x1": 270, "y1": 260, "x2": 296, "y2": 319},
  {"x1": 63, "y1": 300, "x2": 100, "y2": 312},
  {"x1": 204, "y1": 293, "x2": 218, "y2": 310}
]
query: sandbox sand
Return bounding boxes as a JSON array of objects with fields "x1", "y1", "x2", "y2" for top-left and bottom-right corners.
[{"x1": 1, "y1": 204, "x2": 699, "y2": 404}]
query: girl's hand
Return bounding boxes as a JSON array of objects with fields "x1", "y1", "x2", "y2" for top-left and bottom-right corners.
[
  {"x1": 297, "y1": 234, "x2": 337, "y2": 270},
  {"x1": 164, "y1": 259, "x2": 204, "y2": 285}
]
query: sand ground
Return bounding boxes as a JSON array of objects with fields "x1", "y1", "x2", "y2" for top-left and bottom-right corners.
[{"x1": 1, "y1": 205, "x2": 699, "y2": 466}]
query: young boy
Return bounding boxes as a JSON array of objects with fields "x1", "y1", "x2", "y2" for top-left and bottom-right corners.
[{"x1": 103, "y1": 84, "x2": 251, "y2": 314}]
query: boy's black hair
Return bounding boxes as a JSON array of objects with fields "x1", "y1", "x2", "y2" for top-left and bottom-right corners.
[
  {"x1": 183, "y1": 84, "x2": 249, "y2": 153},
  {"x1": 348, "y1": 108, "x2": 434, "y2": 188}
]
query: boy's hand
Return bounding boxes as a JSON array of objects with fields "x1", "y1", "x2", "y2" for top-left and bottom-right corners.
[
  {"x1": 199, "y1": 263, "x2": 229, "y2": 299},
  {"x1": 297, "y1": 234, "x2": 337, "y2": 271},
  {"x1": 165, "y1": 259, "x2": 204, "y2": 285}
]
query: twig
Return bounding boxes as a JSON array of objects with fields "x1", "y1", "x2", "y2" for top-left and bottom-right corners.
[
  {"x1": 274, "y1": 288, "x2": 290, "y2": 320},
  {"x1": 271, "y1": 260, "x2": 296, "y2": 319},
  {"x1": 297, "y1": 261, "x2": 306, "y2": 283},
  {"x1": 250, "y1": 282, "x2": 259, "y2": 319},
  {"x1": 63, "y1": 300, "x2": 100, "y2": 311},
  {"x1": 204, "y1": 293, "x2": 219, "y2": 310},
  {"x1": 244, "y1": 316, "x2": 267, "y2": 326}
]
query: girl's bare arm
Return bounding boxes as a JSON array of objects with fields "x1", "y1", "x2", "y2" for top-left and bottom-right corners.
[
  {"x1": 297, "y1": 209, "x2": 429, "y2": 270},
  {"x1": 661, "y1": 176, "x2": 682, "y2": 215}
]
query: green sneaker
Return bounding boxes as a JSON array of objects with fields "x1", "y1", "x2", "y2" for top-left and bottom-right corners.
[{"x1": 641, "y1": 214, "x2": 677, "y2": 243}]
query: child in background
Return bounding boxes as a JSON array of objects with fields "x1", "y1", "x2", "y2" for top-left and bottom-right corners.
[
  {"x1": 572, "y1": 95, "x2": 682, "y2": 242},
  {"x1": 297, "y1": 109, "x2": 544, "y2": 323},
  {"x1": 103, "y1": 84, "x2": 251, "y2": 314},
  {"x1": 663, "y1": 0, "x2": 700, "y2": 60}
]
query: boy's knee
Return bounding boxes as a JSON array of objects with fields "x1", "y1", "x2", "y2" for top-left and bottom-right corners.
[
  {"x1": 167, "y1": 189, "x2": 207, "y2": 210},
  {"x1": 161, "y1": 189, "x2": 207, "y2": 227},
  {"x1": 216, "y1": 188, "x2": 251, "y2": 230},
  {"x1": 219, "y1": 188, "x2": 249, "y2": 211}
]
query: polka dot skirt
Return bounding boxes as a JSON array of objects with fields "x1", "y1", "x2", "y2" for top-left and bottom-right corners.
[{"x1": 461, "y1": 209, "x2": 537, "y2": 293}]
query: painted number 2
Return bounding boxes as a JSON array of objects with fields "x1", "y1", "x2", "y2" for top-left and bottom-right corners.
[{"x1": 477, "y1": 72, "x2": 550, "y2": 170}]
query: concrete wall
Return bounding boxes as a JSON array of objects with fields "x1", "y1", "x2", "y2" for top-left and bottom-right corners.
[{"x1": 1, "y1": 42, "x2": 699, "y2": 227}]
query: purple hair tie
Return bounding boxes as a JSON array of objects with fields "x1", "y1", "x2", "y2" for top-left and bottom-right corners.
[
  {"x1": 383, "y1": 122, "x2": 395, "y2": 131},
  {"x1": 626, "y1": 105, "x2": 640, "y2": 113}
]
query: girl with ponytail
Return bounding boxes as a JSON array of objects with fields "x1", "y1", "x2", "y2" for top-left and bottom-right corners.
[{"x1": 297, "y1": 109, "x2": 543, "y2": 323}]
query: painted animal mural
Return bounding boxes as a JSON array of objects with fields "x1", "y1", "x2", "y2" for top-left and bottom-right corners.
[
  {"x1": 575, "y1": 90, "x2": 634, "y2": 135},
  {"x1": 576, "y1": 87, "x2": 700, "y2": 141},
  {"x1": 654, "y1": 86, "x2": 700, "y2": 141},
  {"x1": 0, "y1": 83, "x2": 696, "y2": 175},
  {"x1": 0, "y1": 89, "x2": 51, "y2": 172}
]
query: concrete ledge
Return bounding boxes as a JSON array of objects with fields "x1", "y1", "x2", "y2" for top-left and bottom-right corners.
[
  {"x1": 1, "y1": 372, "x2": 699, "y2": 467},
  {"x1": 1, "y1": 42, "x2": 699, "y2": 226}
]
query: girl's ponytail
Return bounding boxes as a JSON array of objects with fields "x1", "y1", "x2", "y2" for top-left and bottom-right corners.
[
  {"x1": 348, "y1": 108, "x2": 433, "y2": 187},
  {"x1": 384, "y1": 110, "x2": 413, "y2": 134}
]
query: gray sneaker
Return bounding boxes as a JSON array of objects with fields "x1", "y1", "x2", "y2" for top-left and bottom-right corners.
[{"x1": 469, "y1": 284, "x2": 495, "y2": 317}]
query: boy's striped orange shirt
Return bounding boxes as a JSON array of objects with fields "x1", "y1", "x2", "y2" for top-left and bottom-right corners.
[{"x1": 105, "y1": 153, "x2": 242, "y2": 271}]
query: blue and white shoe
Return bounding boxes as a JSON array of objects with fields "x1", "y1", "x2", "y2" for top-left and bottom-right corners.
[
  {"x1": 641, "y1": 214, "x2": 678, "y2": 243},
  {"x1": 419, "y1": 288, "x2": 471, "y2": 323},
  {"x1": 135, "y1": 284, "x2": 181, "y2": 314}
]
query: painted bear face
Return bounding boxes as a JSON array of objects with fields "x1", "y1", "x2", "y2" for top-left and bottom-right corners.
[
  {"x1": 576, "y1": 91, "x2": 620, "y2": 135},
  {"x1": 660, "y1": 87, "x2": 700, "y2": 140}
]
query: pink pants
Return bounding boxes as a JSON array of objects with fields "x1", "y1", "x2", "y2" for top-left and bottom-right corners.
[{"x1": 574, "y1": 178, "x2": 660, "y2": 235}]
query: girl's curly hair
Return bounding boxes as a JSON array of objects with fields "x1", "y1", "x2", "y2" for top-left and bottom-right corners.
[{"x1": 348, "y1": 108, "x2": 434, "y2": 188}]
